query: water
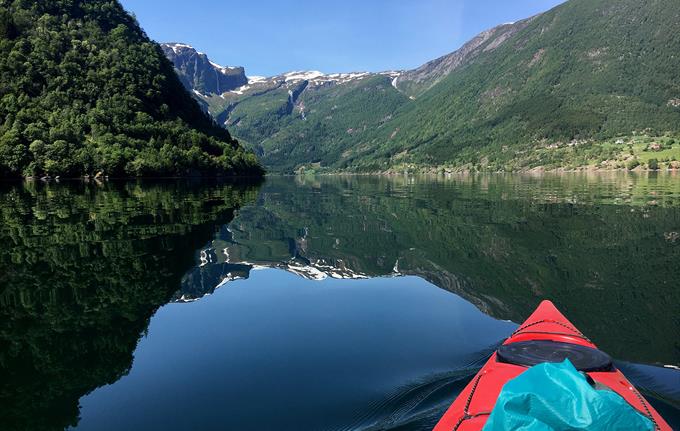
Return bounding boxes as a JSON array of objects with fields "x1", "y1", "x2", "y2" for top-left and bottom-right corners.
[{"x1": 0, "y1": 173, "x2": 678, "y2": 431}]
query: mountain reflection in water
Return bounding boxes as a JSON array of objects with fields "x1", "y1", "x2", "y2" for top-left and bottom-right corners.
[
  {"x1": 180, "y1": 174, "x2": 680, "y2": 364},
  {"x1": 0, "y1": 173, "x2": 678, "y2": 431}
]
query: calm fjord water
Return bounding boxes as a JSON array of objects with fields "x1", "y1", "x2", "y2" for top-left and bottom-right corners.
[{"x1": 1, "y1": 174, "x2": 678, "y2": 431}]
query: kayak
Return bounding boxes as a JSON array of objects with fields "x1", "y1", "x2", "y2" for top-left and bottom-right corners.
[{"x1": 433, "y1": 300, "x2": 671, "y2": 430}]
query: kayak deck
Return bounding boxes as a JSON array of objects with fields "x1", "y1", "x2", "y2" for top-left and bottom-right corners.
[{"x1": 433, "y1": 300, "x2": 671, "y2": 431}]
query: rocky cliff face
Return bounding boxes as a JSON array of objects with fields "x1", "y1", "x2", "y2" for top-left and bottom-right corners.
[{"x1": 161, "y1": 43, "x2": 247, "y2": 95}]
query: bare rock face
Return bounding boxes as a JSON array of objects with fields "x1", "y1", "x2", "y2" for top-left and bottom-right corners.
[
  {"x1": 161, "y1": 43, "x2": 247, "y2": 95},
  {"x1": 394, "y1": 18, "x2": 536, "y2": 98}
]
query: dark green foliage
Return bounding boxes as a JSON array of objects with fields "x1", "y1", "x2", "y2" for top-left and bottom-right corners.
[
  {"x1": 0, "y1": 0, "x2": 263, "y2": 177},
  {"x1": 0, "y1": 9, "x2": 17, "y2": 39},
  {"x1": 627, "y1": 158, "x2": 640, "y2": 170},
  {"x1": 648, "y1": 158, "x2": 659, "y2": 170}
]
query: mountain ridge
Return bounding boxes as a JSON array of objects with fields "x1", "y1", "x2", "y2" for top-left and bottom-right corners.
[
  {"x1": 161, "y1": 16, "x2": 528, "y2": 105},
  {"x1": 166, "y1": 0, "x2": 680, "y2": 173},
  {"x1": 394, "y1": 18, "x2": 536, "y2": 98}
]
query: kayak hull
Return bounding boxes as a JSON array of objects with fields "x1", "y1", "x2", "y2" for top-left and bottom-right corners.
[{"x1": 433, "y1": 300, "x2": 671, "y2": 431}]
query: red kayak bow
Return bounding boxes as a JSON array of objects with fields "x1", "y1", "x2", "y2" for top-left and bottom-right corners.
[{"x1": 433, "y1": 300, "x2": 671, "y2": 430}]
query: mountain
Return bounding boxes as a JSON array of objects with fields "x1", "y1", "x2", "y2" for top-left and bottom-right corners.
[
  {"x1": 162, "y1": 44, "x2": 407, "y2": 171},
  {"x1": 0, "y1": 1, "x2": 263, "y2": 178},
  {"x1": 373, "y1": 0, "x2": 680, "y2": 173},
  {"x1": 168, "y1": 0, "x2": 680, "y2": 173},
  {"x1": 161, "y1": 43, "x2": 247, "y2": 96}
]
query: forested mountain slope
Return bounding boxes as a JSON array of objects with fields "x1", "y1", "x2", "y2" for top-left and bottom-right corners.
[
  {"x1": 0, "y1": 1, "x2": 263, "y2": 178},
  {"x1": 170, "y1": 0, "x2": 680, "y2": 173},
  {"x1": 360, "y1": 0, "x2": 680, "y2": 172}
]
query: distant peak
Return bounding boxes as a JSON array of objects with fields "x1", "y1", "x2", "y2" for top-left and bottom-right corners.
[
  {"x1": 161, "y1": 43, "x2": 248, "y2": 95},
  {"x1": 162, "y1": 42, "x2": 241, "y2": 72}
]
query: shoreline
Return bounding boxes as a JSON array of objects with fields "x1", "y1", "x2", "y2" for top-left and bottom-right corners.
[
  {"x1": 2, "y1": 168, "x2": 679, "y2": 182},
  {"x1": 283, "y1": 167, "x2": 680, "y2": 177}
]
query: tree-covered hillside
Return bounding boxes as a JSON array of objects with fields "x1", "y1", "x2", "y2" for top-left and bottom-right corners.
[
  {"x1": 0, "y1": 1, "x2": 263, "y2": 178},
  {"x1": 359, "y1": 0, "x2": 680, "y2": 172}
]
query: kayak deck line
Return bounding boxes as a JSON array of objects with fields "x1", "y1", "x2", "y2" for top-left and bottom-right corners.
[
  {"x1": 433, "y1": 300, "x2": 671, "y2": 431},
  {"x1": 509, "y1": 318, "x2": 591, "y2": 342}
]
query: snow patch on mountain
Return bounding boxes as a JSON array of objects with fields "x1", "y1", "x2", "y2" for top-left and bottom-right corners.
[
  {"x1": 230, "y1": 85, "x2": 251, "y2": 95},
  {"x1": 166, "y1": 42, "x2": 193, "y2": 54},
  {"x1": 279, "y1": 70, "x2": 385, "y2": 86},
  {"x1": 218, "y1": 69, "x2": 406, "y2": 99},
  {"x1": 283, "y1": 71, "x2": 325, "y2": 82}
]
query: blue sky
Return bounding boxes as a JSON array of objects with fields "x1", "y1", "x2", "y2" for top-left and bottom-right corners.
[{"x1": 120, "y1": 0, "x2": 566, "y2": 77}]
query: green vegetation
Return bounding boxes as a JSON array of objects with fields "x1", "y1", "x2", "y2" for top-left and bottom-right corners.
[
  {"x1": 199, "y1": 0, "x2": 680, "y2": 173},
  {"x1": 197, "y1": 75, "x2": 410, "y2": 173},
  {"x1": 226, "y1": 80, "x2": 310, "y2": 148},
  {"x1": 522, "y1": 135, "x2": 680, "y2": 171},
  {"x1": 0, "y1": 1, "x2": 263, "y2": 178},
  {"x1": 0, "y1": 180, "x2": 260, "y2": 430},
  {"x1": 208, "y1": 75, "x2": 410, "y2": 172},
  {"x1": 367, "y1": 0, "x2": 680, "y2": 173},
  {"x1": 252, "y1": 76, "x2": 409, "y2": 173}
]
